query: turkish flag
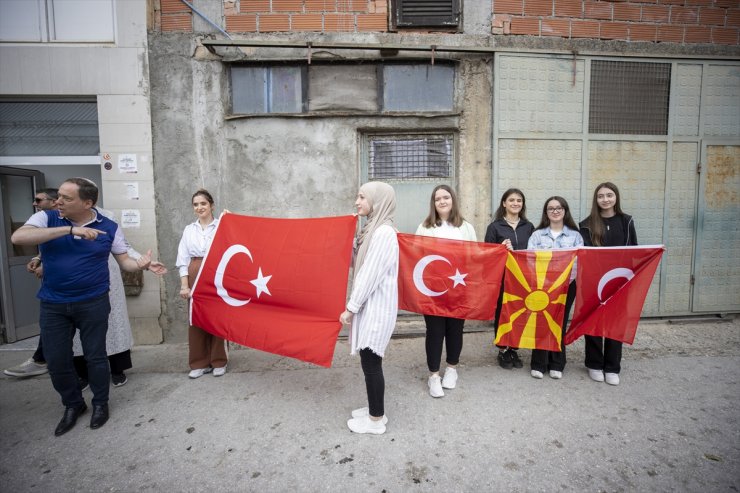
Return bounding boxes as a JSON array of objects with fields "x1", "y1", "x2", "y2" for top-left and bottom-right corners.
[
  {"x1": 190, "y1": 213, "x2": 357, "y2": 367},
  {"x1": 565, "y1": 246, "x2": 664, "y2": 345},
  {"x1": 398, "y1": 233, "x2": 507, "y2": 320},
  {"x1": 495, "y1": 249, "x2": 577, "y2": 351}
]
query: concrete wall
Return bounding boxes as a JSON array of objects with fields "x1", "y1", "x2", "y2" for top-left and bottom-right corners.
[
  {"x1": 149, "y1": 34, "x2": 494, "y2": 341},
  {"x1": 0, "y1": 0, "x2": 163, "y2": 344}
]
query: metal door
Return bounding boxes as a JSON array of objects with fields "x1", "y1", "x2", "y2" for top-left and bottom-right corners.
[
  {"x1": 0, "y1": 166, "x2": 44, "y2": 342},
  {"x1": 693, "y1": 143, "x2": 740, "y2": 312}
]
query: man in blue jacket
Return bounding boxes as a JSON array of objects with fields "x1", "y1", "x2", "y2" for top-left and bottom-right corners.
[{"x1": 11, "y1": 178, "x2": 155, "y2": 436}]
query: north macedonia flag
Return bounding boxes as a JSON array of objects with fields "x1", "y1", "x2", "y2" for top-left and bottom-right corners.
[{"x1": 495, "y1": 249, "x2": 577, "y2": 351}]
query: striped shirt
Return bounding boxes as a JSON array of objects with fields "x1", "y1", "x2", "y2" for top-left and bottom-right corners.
[{"x1": 347, "y1": 224, "x2": 399, "y2": 357}]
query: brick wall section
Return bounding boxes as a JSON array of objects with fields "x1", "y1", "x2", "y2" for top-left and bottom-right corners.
[
  {"x1": 492, "y1": 0, "x2": 739, "y2": 45},
  {"x1": 224, "y1": 0, "x2": 389, "y2": 33},
  {"x1": 155, "y1": 0, "x2": 737, "y2": 45}
]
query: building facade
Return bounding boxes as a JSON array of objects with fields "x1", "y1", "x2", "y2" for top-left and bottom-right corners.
[
  {"x1": 0, "y1": 0, "x2": 163, "y2": 344},
  {"x1": 148, "y1": 0, "x2": 739, "y2": 341}
]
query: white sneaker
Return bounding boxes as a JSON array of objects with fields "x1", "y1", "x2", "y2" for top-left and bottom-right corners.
[
  {"x1": 530, "y1": 370, "x2": 544, "y2": 379},
  {"x1": 549, "y1": 370, "x2": 563, "y2": 379},
  {"x1": 588, "y1": 369, "x2": 605, "y2": 382},
  {"x1": 441, "y1": 367, "x2": 458, "y2": 389},
  {"x1": 351, "y1": 407, "x2": 388, "y2": 425},
  {"x1": 605, "y1": 372, "x2": 620, "y2": 386},
  {"x1": 428, "y1": 375, "x2": 444, "y2": 398},
  {"x1": 188, "y1": 368, "x2": 212, "y2": 379},
  {"x1": 347, "y1": 415, "x2": 386, "y2": 435},
  {"x1": 4, "y1": 358, "x2": 48, "y2": 377},
  {"x1": 213, "y1": 366, "x2": 227, "y2": 377}
]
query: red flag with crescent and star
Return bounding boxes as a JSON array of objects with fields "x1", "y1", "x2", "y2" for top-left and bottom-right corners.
[
  {"x1": 190, "y1": 213, "x2": 357, "y2": 367},
  {"x1": 495, "y1": 249, "x2": 577, "y2": 351},
  {"x1": 565, "y1": 246, "x2": 664, "y2": 345},
  {"x1": 397, "y1": 233, "x2": 507, "y2": 320}
]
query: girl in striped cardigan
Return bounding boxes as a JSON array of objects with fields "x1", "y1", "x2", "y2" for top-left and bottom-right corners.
[{"x1": 340, "y1": 182, "x2": 399, "y2": 435}]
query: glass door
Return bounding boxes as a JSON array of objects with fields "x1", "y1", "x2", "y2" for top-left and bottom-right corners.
[{"x1": 0, "y1": 166, "x2": 44, "y2": 342}]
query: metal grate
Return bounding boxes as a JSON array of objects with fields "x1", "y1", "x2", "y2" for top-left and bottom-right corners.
[
  {"x1": 395, "y1": 0, "x2": 459, "y2": 27},
  {"x1": 589, "y1": 60, "x2": 671, "y2": 135},
  {"x1": 0, "y1": 101, "x2": 99, "y2": 156},
  {"x1": 369, "y1": 135, "x2": 452, "y2": 179}
]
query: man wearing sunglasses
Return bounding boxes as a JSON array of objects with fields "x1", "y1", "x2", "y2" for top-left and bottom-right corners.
[{"x1": 3, "y1": 188, "x2": 59, "y2": 379}]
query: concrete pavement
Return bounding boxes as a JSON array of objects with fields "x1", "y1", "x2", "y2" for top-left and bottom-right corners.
[{"x1": 1, "y1": 317, "x2": 739, "y2": 492}]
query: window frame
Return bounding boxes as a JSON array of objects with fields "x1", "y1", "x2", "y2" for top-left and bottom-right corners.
[{"x1": 229, "y1": 60, "x2": 458, "y2": 117}]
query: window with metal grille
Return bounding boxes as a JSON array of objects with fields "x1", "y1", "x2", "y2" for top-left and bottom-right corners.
[
  {"x1": 589, "y1": 60, "x2": 671, "y2": 135},
  {"x1": 0, "y1": 101, "x2": 99, "y2": 156},
  {"x1": 368, "y1": 135, "x2": 453, "y2": 179},
  {"x1": 393, "y1": 0, "x2": 460, "y2": 28}
]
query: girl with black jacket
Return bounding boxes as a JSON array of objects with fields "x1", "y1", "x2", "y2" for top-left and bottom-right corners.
[
  {"x1": 484, "y1": 188, "x2": 535, "y2": 370},
  {"x1": 579, "y1": 182, "x2": 638, "y2": 386}
]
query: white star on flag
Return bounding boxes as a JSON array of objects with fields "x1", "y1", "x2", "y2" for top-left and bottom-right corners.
[
  {"x1": 250, "y1": 267, "x2": 272, "y2": 298},
  {"x1": 448, "y1": 269, "x2": 468, "y2": 288}
]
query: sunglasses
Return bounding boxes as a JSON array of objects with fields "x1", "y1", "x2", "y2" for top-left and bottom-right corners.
[{"x1": 34, "y1": 197, "x2": 50, "y2": 203}]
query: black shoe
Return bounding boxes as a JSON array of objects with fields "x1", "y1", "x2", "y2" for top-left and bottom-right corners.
[
  {"x1": 111, "y1": 372, "x2": 127, "y2": 387},
  {"x1": 498, "y1": 350, "x2": 514, "y2": 369},
  {"x1": 54, "y1": 403, "x2": 87, "y2": 436},
  {"x1": 78, "y1": 377, "x2": 89, "y2": 392},
  {"x1": 510, "y1": 350, "x2": 524, "y2": 368},
  {"x1": 90, "y1": 404, "x2": 109, "y2": 430}
]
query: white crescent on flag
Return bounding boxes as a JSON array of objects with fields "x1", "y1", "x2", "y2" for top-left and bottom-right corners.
[
  {"x1": 214, "y1": 244, "x2": 253, "y2": 307},
  {"x1": 597, "y1": 267, "x2": 635, "y2": 302}
]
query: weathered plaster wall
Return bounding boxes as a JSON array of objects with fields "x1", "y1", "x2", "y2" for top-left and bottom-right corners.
[{"x1": 148, "y1": 34, "x2": 494, "y2": 341}]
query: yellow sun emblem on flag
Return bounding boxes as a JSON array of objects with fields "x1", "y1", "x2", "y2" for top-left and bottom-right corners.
[{"x1": 495, "y1": 250, "x2": 575, "y2": 351}]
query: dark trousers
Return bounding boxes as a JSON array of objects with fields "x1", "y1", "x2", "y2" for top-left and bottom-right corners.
[
  {"x1": 74, "y1": 350, "x2": 132, "y2": 378},
  {"x1": 424, "y1": 315, "x2": 464, "y2": 373},
  {"x1": 493, "y1": 285, "x2": 518, "y2": 351},
  {"x1": 360, "y1": 348, "x2": 384, "y2": 418},
  {"x1": 585, "y1": 336, "x2": 623, "y2": 374},
  {"x1": 40, "y1": 294, "x2": 111, "y2": 408},
  {"x1": 32, "y1": 339, "x2": 45, "y2": 363},
  {"x1": 531, "y1": 281, "x2": 576, "y2": 373}
]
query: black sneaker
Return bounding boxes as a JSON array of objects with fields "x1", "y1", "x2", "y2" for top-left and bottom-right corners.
[
  {"x1": 497, "y1": 350, "x2": 513, "y2": 370},
  {"x1": 111, "y1": 373, "x2": 128, "y2": 387},
  {"x1": 78, "y1": 378, "x2": 89, "y2": 392},
  {"x1": 510, "y1": 350, "x2": 523, "y2": 368}
]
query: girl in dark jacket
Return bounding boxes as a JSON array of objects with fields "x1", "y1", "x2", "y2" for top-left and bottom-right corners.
[
  {"x1": 484, "y1": 188, "x2": 535, "y2": 370},
  {"x1": 579, "y1": 182, "x2": 638, "y2": 386}
]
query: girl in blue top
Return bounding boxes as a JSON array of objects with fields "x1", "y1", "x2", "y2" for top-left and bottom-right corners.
[{"x1": 527, "y1": 196, "x2": 583, "y2": 380}]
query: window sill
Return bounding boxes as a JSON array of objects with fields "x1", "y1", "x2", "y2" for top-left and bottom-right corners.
[{"x1": 225, "y1": 111, "x2": 461, "y2": 120}]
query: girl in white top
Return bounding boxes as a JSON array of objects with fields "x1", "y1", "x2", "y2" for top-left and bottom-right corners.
[
  {"x1": 415, "y1": 185, "x2": 477, "y2": 398},
  {"x1": 340, "y1": 182, "x2": 399, "y2": 435},
  {"x1": 176, "y1": 189, "x2": 228, "y2": 379}
]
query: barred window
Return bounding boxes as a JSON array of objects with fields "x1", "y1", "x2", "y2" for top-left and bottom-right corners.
[
  {"x1": 368, "y1": 135, "x2": 453, "y2": 179},
  {"x1": 589, "y1": 60, "x2": 671, "y2": 135}
]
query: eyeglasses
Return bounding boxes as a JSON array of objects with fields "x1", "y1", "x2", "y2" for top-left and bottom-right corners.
[
  {"x1": 546, "y1": 207, "x2": 564, "y2": 213},
  {"x1": 33, "y1": 197, "x2": 50, "y2": 203}
]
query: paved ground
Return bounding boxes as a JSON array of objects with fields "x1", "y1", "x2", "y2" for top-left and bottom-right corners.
[{"x1": 1, "y1": 317, "x2": 739, "y2": 492}]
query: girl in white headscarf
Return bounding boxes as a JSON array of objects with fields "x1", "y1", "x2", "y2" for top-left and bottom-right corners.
[{"x1": 340, "y1": 182, "x2": 399, "y2": 435}]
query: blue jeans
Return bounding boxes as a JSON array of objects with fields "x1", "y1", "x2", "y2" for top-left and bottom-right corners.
[{"x1": 40, "y1": 294, "x2": 111, "y2": 408}]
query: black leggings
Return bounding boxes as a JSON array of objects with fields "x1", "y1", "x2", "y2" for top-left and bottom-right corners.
[
  {"x1": 360, "y1": 348, "x2": 384, "y2": 418},
  {"x1": 424, "y1": 315, "x2": 464, "y2": 372},
  {"x1": 530, "y1": 281, "x2": 576, "y2": 373}
]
